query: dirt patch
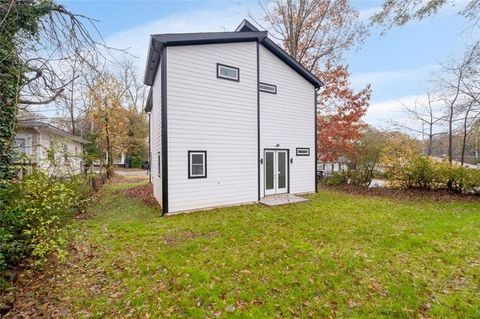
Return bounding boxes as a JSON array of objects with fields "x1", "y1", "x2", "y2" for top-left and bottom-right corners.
[
  {"x1": 321, "y1": 184, "x2": 480, "y2": 202},
  {"x1": 163, "y1": 230, "x2": 218, "y2": 247},
  {"x1": 123, "y1": 183, "x2": 160, "y2": 207}
]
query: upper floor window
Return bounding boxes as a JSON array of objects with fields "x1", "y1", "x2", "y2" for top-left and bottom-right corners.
[
  {"x1": 217, "y1": 63, "x2": 239, "y2": 82},
  {"x1": 188, "y1": 151, "x2": 207, "y2": 178}
]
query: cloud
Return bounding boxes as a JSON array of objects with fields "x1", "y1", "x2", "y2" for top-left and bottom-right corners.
[
  {"x1": 104, "y1": 5, "x2": 252, "y2": 75},
  {"x1": 364, "y1": 93, "x2": 439, "y2": 130},
  {"x1": 350, "y1": 65, "x2": 438, "y2": 92}
]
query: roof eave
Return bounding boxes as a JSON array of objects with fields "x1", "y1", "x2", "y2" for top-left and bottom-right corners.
[{"x1": 143, "y1": 31, "x2": 268, "y2": 86}]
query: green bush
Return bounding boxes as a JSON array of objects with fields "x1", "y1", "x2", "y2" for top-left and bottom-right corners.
[
  {"x1": 383, "y1": 153, "x2": 480, "y2": 192},
  {"x1": 322, "y1": 171, "x2": 348, "y2": 186},
  {"x1": 434, "y1": 162, "x2": 480, "y2": 193},
  {"x1": 0, "y1": 173, "x2": 92, "y2": 270},
  {"x1": 322, "y1": 169, "x2": 374, "y2": 187},
  {"x1": 404, "y1": 156, "x2": 435, "y2": 189}
]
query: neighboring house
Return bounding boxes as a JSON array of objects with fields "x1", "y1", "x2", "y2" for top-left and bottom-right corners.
[
  {"x1": 317, "y1": 160, "x2": 349, "y2": 177},
  {"x1": 15, "y1": 120, "x2": 86, "y2": 176},
  {"x1": 144, "y1": 19, "x2": 323, "y2": 214},
  {"x1": 95, "y1": 152, "x2": 127, "y2": 168}
]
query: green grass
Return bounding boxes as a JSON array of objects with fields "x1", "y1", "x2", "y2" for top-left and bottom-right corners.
[{"x1": 43, "y1": 179, "x2": 480, "y2": 318}]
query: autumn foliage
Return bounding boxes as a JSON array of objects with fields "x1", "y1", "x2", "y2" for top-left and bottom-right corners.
[
  {"x1": 260, "y1": 0, "x2": 371, "y2": 163},
  {"x1": 316, "y1": 65, "x2": 371, "y2": 162}
]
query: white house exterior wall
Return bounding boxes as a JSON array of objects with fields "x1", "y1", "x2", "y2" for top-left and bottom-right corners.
[
  {"x1": 150, "y1": 61, "x2": 163, "y2": 204},
  {"x1": 166, "y1": 43, "x2": 258, "y2": 213},
  {"x1": 259, "y1": 45, "x2": 315, "y2": 197}
]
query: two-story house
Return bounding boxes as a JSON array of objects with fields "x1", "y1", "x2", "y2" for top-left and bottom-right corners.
[{"x1": 144, "y1": 19, "x2": 323, "y2": 214}]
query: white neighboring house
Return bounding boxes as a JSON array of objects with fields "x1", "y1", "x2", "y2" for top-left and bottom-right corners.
[
  {"x1": 144, "y1": 19, "x2": 323, "y2": 214},
  {"x1": 15, "y1": 120, "x2": 86, "y2": 176}
]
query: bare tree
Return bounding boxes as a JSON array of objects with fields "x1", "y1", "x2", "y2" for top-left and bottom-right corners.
[
  {"x1": 391, "y1": 90, "x2": 446, "y2": 156},
  {"x1": 436, "y1": 42, "x2": 480, "y2": 163},
  {"x1": 0, "y1": 0, "x2": 121, "y2": 179},
  {"x1": 458, "y1": 63, "x2": 480, "y2": 164},
  {"x1": 116, "y1": 59, "x2": 148, "y2": 111}
]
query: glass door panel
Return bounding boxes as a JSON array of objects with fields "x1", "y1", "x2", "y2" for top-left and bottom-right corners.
[
  {"x1": 265, "y1": 151, "x2": 275, "y2": 195},
  {"x1": 277, "y1": 151, "x2": 287, "y2": 193}
]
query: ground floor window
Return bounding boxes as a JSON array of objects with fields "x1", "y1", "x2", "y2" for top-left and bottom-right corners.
[{"x1": 188, "y1": 151, "x2": 207, "y2": 178}]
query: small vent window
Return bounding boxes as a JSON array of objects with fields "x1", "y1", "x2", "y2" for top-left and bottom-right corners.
[
  {"x1": 259, "y1": 82, "x2": 277, "y2": 94},
  {"x1": 296, "y1": 148, "x2": 310, "y2": 156},
  {"x1": 217, "y1": 64, "x2": 239, "y2": 82}
]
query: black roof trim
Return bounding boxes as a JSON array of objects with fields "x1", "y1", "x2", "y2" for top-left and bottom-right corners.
[
  {"x1": 143, "y1": 19, "x2": 323, "y2": 89},
  {"x1": 235, "y1": 19, "x2": 260, "y2": 32},
  {"x1": 260, "y1": 38, "x2": 323, "y2": 88}
]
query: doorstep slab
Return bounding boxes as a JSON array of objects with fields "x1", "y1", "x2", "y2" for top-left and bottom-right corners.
[{"x1": 260, "y1": 194, "x2": 308, "y2": 206}]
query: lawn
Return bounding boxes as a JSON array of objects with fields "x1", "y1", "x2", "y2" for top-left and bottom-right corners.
[{"x1": 8, "y1": 177, "x2": 480, "y2": 318}]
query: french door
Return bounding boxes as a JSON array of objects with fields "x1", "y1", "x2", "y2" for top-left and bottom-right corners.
[{"x1": 264, "y1": 150, "x2": 288, "y2": 195}]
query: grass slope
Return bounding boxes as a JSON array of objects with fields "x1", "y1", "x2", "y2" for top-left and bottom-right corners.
[{"x1": 19, "y1": 178, "x2": 480, "y2": 318}]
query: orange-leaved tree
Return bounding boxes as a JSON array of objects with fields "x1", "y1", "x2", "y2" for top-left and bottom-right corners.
[
  {"x1": 317, "y1": 64, "x2": 371, "y2": 161},
  {"x1": 87, "y1": 74, "x2": 129, "y2": 177},
  {"x1": 259, "y1": 0, "x2": 371, "y2": 162}
]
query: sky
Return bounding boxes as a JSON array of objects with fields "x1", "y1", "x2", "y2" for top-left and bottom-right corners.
[{"x1": 63, "y1": 0, "x2": 475, "y2": 129}]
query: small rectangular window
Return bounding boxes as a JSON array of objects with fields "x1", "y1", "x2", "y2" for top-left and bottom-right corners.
[
  {"x1": 158, "y1": 152, "x2": 161, "y2": 178},
  {"x1": 188, "y1": 151, "x2": 207, "y2": 178},
  {"x1": 259, "y1": 82, "x2": 277, "y2": 94},
  {"x1": 296, "y1": 148, "x2": 310, "y2": 156},
  {"x1": 217, "y1": 63, "x2": 239, "y2": 82}
]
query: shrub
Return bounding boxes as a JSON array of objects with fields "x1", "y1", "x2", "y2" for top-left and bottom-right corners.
[
  {"x1": 346, "y1": 169, "x2": 373, "y2": 186},
  {"x1": 434, "y1": 162, "x2": 480, "y2": 193},
  {"x1": 322, "y1": 170, "x2": 374, "y2": 187},
  {"x1": 404, "y1": 156, "x2": 435, "y2": 189},
  {"x1": 0, "y1": 173, "x2": 92, "y2": 270},
  {"x1": 322, "y1": 171, "x2": 348, "y2": 186}
]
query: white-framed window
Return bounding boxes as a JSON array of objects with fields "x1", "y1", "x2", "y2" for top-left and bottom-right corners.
[
  {"x1": 15, "y1": 138, "x2": 26, "y2": 153},
  {"x1": 158, "y1": 152, "x2": 161, "y2": 178},
  {"x1": 188, "y1": 150, "x2": 207, "y2": 179},
  {"x1": 259, "y1": 82, "x2": 277, "y2": 94},
  {"x1": 217, "y1": 63, "x2": 239, "y2": 82}
]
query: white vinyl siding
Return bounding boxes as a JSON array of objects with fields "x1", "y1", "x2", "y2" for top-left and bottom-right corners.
[
  {"x1": 259, "y1": 45, "x2": 315, "y2": 197},
  {"x1": 166, "y1": 43, "x2": 258, "y2": 213},
  {"x1": 150, "y1": 62, "x2": 163, "y2": 204}
]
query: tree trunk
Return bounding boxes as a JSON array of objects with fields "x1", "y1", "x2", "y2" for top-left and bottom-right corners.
[
  {"x1": 104, "y1": 115, "x2": 113, "y2": 178},
  {"x1": 428, "y1": 124, "x2": 433, "y2": 156},
  {"x1": 461, "y1": 114, "x2": 469, "y2": 165},
  {"x1": 448, "y1": 107, "x2": 453, "y2": 164}
]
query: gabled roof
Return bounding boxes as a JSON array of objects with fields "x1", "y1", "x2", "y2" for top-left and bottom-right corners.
[
  {"x1": 18, "y1": 120, "x2": 88, "y2": 144},
  {"x1": 143, "y1": 19, "x2": 323, "y2": 110},
  {"x1": 144, "y1": 30, "x2": 268, "y2": 88}
]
